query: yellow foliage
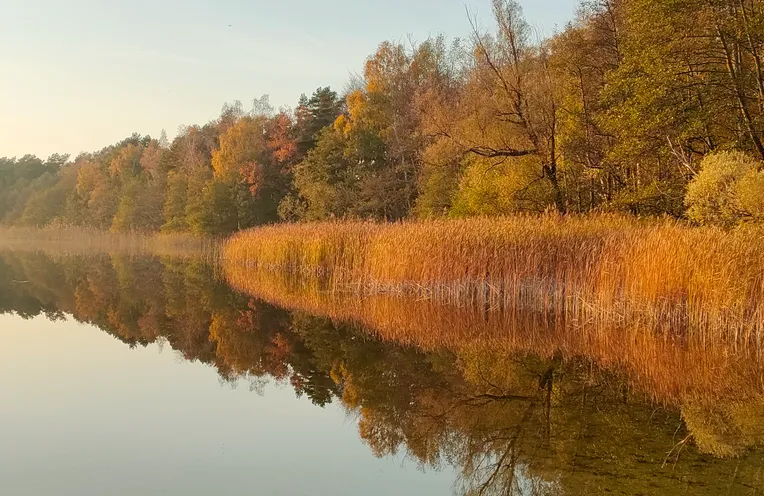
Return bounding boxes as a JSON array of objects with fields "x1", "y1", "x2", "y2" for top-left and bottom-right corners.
[
  {"x1": 108, "y1": 144, "x2": 142, "y2": 178},
  {"x1": 737, "y1": 169, "x2": 764, "y2": 221},
  {"x1": 212, "y1": 116, "x2": 266, "y2": 181},
  {"x1": 451, "y1": 155, "x2": 556, "y2": 216},
  {"x1": 333, "y1": 114, "x2": 347, "y2": 132},
  {"x1": 685, "y1": 151, "x2": 764, "y2": 226}
]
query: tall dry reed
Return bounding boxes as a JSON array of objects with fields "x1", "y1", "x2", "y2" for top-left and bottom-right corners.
[
  {"x1": 223, "y1": 215, "x2": 764, "y2": 341},
  {"x1": 0, "y1": 226, "x2": 221, "y2": 260}
]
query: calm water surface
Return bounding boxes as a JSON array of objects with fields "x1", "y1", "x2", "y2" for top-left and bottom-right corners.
[{"x1": 1, "y1": 251, "x2": 763, "y2": 495}]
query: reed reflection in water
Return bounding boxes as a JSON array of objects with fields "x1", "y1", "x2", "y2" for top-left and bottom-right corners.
[{"x1": 1, "y1": 250, "x2": 763, "y2": 495}]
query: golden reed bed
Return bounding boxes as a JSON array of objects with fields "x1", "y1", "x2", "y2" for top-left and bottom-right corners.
[
  {"x1": 222, "y1": 215, "x2": 764, "y2": 455},
  {"x1": 224, "y1": 215, "x2": 764, "y2": 342}
]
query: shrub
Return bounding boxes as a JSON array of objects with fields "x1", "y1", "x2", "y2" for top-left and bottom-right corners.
[
  {"x1": 685, "y1": 151, "x2": 764, "y2": 226},
  {"x1": 736, "y1": 169, "x2": 764, "y2": 221},
  {"x1": 450, "y1": 156, "x2": 556, "y2": 216}
]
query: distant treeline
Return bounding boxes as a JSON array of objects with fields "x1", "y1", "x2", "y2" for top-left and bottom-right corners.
[{"x1": 4, "y1": 0, "x2": 764, "y2": 234}]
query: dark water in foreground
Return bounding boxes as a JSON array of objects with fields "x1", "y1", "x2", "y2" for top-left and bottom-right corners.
[{"x1": 0, "y1": 251, "x2": 763, "y2": 495}]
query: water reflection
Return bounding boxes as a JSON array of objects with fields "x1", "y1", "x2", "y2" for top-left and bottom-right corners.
[{"x1": 1, "y1": 250, "x2": 763, "y2": 495}]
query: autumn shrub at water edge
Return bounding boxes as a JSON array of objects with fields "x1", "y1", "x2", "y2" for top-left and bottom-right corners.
[{"x1": 223, "y1": 215, "x2": 764, "y2": 340}]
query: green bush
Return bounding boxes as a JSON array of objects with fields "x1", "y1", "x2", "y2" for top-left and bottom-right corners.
[
  {"x1": 685, "y1": 151, "x2": 764, "y2": 226},
  {"x1": 450, "y1": 156, "x2": 556, "y2": 217},
  {"x1": 736, "y1": 168, "x2": 764, "y2": 221}
]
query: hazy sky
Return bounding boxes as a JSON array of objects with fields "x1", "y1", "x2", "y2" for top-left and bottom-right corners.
[{"x1": 0, "y1": 0, "x2": 578, "y2": 159}]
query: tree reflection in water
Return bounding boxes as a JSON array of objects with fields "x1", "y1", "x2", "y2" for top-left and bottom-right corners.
[{"x1": 1, "y1": 250, "x2": 763, "y2": 495}]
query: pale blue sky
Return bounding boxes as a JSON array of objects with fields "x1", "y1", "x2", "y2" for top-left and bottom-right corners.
[{"x1": 0, "y1": 0, "x2": 578, "y2": 159}]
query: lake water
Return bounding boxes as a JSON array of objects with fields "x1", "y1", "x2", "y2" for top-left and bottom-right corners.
[{"x1": 1, "y1": 250, "x2": 763, "y2": 495}]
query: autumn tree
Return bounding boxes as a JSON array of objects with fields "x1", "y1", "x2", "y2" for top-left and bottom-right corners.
[
  {"x1": 211, "y1": 110, "x2": 297, "y2": 229},
  {"x1": 421, "y1": 0, "x2": 563, "y2": 215},
  {"x1": 291, "y1": 41, "x2": 446, "y2": 220},
  {"x1": 162, "y1": 171, "x2": 189, "y2": 232},
  {"x1": 550, "y1": 0, "x2": 623, "y2": 211},
  {"x1": 20, "y1": 164, "x2": 78, "y2": 226},
  {"x1": 0, "y1": 155, "x2": 63, "y2": 224}
]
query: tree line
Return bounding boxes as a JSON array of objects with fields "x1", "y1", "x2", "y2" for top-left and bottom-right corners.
[{"x1": 4, "y1": 0, "x2": 764, "y2": 234}]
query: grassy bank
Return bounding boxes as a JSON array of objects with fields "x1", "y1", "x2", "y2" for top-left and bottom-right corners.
[
  {"x1": 0, "y1": 226, "x2": 221, "y2": 259},
  {"x1": 223, "y1": 215, "x2": 764, "y2": 340}
]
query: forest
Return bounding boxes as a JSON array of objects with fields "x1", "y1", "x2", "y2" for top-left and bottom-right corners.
[{"x1": 4, "y1": 0, "x2": 764, "y2": 235}]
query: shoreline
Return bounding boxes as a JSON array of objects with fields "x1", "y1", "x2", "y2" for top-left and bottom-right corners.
[
  {"x1": 222, "y1": 215, "x2": 764, "y2": 340},
  {"x1": 0, "y1": 225, "x2": 221, "y2": 259}
]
